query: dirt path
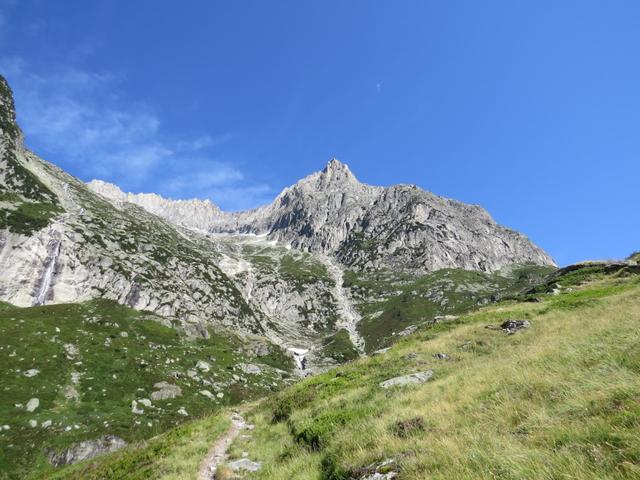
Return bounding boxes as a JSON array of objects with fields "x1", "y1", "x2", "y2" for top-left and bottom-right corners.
[{"x1": 198, "y1": 410, "x2": 246, "y2": 480}]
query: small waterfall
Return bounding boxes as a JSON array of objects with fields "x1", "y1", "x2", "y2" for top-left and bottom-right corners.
[
  {"x1": 288, "y1": 347, "x2": 309, "y2": 371},
  {"x1": 34, "y1": 238, "x2": 61, "y2": 306}
]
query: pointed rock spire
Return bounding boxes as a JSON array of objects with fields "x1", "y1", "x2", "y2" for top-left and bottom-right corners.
[{"x1": 317, "y1": 158, "x2": 358, "y2": 186}]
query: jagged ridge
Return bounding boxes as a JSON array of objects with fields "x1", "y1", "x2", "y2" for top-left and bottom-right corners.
[{"x1": 90, "y1": 158, "x2": 555, "y2": 274}]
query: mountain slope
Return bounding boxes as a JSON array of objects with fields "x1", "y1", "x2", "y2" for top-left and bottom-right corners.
[
  {"x1": 0, "y1": 72, "x2": 566, "y2": 478},
  {"x1": 0, "y1": 300, "x2": 294, "y2": 480},
  {"x1": 89, "y1": 159, "x2": 555, "y2": 275},
  {"x1": 45, "y1": 260, "x2": 640, "y2": 480}
]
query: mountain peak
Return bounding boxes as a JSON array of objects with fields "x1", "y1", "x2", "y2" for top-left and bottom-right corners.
[
  {"x1": 323, "y1": 158, "x2": 349, "y2": 171},
  {"x1": 316, "y1": 158, "x2": 358, "y2": 185}
]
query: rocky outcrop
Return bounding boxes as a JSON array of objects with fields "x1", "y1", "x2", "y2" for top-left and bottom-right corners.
[
  {"x1": 379, "y1": 370, "x2": 434, "y2": 389},
  {"x1": 45, "y1": 435, "x2": 126, "y2": 467}
]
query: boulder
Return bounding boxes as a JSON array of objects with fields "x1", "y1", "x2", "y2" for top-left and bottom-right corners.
[
  {"x1": 254, "y1": 344, "x2": 270, "y2": 357},
  {"x1": 45, "y1": 435, "x2": 126, "y2": 467},
  {"x1": 501, "y1": 319, "x2": 531, "y2": 334},
  {"x1": 150, "y1": 382, "x2": 182, "y2": 401},
  {"x1": 379, "y1": 371, "x2": 434, "y2": 389},
  {"x1": 228, "y1": 458, "x2": 262, "y2": 472},
  {"x1": 397, "y1": 325, "x2": 417, "y2": 337},
  {"x1": 239, "y1": 363, "x2": 262, "y2": 375},
  {"x1": 199, "y1": 390, "x2": 214, "y2": 399},
  {"x1": 372, "y1": 347, "x2": 391, "y2": 356},
  {"x1": 131, "y1": 400, "x2": 144, "y2": 415},
  {"x1": 26, "y1": 398, "x2": 39, "y2": 412},
  {"x1": 195, "y1": 360, "x2": 210, "y2": 372},
  {"x1": 433, "y1": 353, "x2": 450, "y2": 360}
]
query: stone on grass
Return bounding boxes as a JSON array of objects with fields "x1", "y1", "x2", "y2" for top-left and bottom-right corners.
[
  {"x1": 379, "y1": 371, "x2": 434, "y2": 389},
  {"x1": 131, "y1": 400, "x2": 144, "y2": 415},
  {"x1": 239, "y1": 363, "x2": 262, "y2": 375},
  {"x1": 26, "y1": 398, "x2": 39, "y2": 412},
  {"x1": 150, "y1": 382, "x2": 182, "y2": 401},
  {"x1": 24, "y1": 369, "x2": 39, "y2": 377},
  {"x1": 433, "y1": 353, "x2": 450, "y2": 360},
  {"x1": 501, "y1": 319, "x2": 531, "y2": 334},
  {"x1": 45, "y1": 435, "x2": 126, "y2": 467},
  {"x1": 228, "y1": 458, "x2": 262, "y2": 472},
  {"x1": 372, "y1": 347, "x2": 391, "y2": 356},
  {"x1": 195, "y1": 360, "x2": 210, "y2": 372},
  {"x1": 398, "y1": 325, "x2": 417, "y2": 337},
  {"x1": 199, "y1": 390, "x2": 214, "y2": 399}
]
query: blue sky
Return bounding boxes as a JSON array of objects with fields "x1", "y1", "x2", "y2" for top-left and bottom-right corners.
[{"x1": 1, "y1": 1, "x2": 639, "y2": 266}]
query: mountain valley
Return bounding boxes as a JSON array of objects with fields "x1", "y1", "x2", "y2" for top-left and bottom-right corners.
[{"x1": 1, "y1": 72, "x2": 638, "y2": 480}]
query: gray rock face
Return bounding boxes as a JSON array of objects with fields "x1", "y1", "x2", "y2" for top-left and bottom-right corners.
[
  {"x1": 89, "y1": 159, "x2": 554, "y2": 275},
  {"x1": 45, "y1": 435, "x2": 126, "y2": 466},
  {"x1": 379, "y1": 370, "x2": 434, "y2": 389}
]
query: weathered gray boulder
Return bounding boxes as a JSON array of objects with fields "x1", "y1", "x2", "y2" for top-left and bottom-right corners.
[
  {"x1": 239, "y1": 363, "x2": 262, "y2": 375},
  {"x1": 45, "y1": 435, "x2": 126, "y2": 466},
  {"x1": 379, "y1": 370, "x2": 434, "y2": 389},
  {"x1": 228, "y1": 458, "x2": 262, "y2": 472},
  {"x1": 150, "y1": 382, "x2": 182, "y2": 401},
  {"x1": 26, "y1": 398, "x2": 39, "y2": 412},
  {"x1": 195, "y1": 360, "x2": 210, "y2": 372}
]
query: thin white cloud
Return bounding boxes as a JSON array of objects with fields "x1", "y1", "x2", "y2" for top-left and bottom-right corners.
[{"x1": 0, "y1": 57, "x2": 273, "y2": 210}]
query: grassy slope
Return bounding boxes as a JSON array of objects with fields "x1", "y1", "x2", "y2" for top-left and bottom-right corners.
[
  {"x1": 51, "y1": 267, "x2": 640, "y2": 480},
  {"x1": 0, "y1": 300, "x2": 292, "y2": 480},
  {"x1": 348, "y1": 265, "x2": 555, "y2": 353},
  {"x1": 44, "y1": 412, "x2": 230, "y2": 480},
  {"x1": 224, "y1": 271, "x2": 640, "y2": 479}
]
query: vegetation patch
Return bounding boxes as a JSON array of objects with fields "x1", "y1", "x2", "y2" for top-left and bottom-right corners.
[
  {"x1": 0, "y1": 300, "x2": 291, "y2": 480},
  {"x1": 0, "y1": 201, "x2": 64, "y2": 235}
]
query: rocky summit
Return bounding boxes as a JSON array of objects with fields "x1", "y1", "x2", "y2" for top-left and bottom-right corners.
[{"x1": 90, "y1": 158, "x2": 554, "y2": 274}]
